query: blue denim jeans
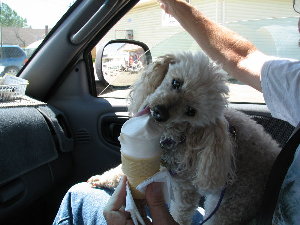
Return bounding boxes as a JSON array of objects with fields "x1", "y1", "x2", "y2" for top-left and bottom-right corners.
[{"x1": 53, "y1": 182, "x2": 204, "y2": 225}]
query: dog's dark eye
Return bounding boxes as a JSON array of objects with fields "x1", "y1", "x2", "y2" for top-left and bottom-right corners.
[
  {"x1": 172, "y1": 79, "x2": 183, "y2": 90},
  {"x1": 185, "y1": 106, "x2": 196, "y2": 117}
]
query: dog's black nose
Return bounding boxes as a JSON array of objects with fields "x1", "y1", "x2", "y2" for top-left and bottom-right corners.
[{"x1": 152, "y1": 105, "x2": 169, "y2": 122}]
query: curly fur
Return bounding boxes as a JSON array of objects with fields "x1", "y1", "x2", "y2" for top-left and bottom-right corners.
[{"x1": 89, "y1": 51, "x2": 280, "y2": 225}]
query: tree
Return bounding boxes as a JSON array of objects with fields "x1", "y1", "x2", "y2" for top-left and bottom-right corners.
[{"x1": 0, "y1": 3, "x2": 27, "y2": 27}]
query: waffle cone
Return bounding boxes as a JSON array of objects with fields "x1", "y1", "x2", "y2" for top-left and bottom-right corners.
[{"x1": 121, "y1": 153, "x2": 161, "y2": 199}]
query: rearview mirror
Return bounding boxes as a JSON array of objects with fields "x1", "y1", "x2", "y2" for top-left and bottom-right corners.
[{"x1": 95, "y1": 40, "x2": 151, "y2": 88}]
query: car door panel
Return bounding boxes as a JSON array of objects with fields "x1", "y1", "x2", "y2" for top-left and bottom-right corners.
[{"x1": 47, "y1": 61, "x2": 127, "y2": 181}]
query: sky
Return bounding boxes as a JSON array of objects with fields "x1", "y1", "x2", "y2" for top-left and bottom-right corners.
[{"x1": 2, "y1": 0, "x2": 74, "y2": 29}]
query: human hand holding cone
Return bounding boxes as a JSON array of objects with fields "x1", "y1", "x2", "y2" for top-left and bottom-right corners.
[{"x1": 118, "y1": 114, "x2": 162, "y2": 199}]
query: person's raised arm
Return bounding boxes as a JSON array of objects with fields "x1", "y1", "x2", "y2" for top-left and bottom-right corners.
[{"x1": 159, "y1": 0, "x2": 270, "y2": 91}]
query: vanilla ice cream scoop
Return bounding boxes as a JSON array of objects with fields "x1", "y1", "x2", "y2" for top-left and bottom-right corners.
[
  {"x1": 118, "y1": 114, "x2": 163, "y2": 158},
  {"x1": 118, "y1": 114, "x2": 163, "y2": 199}
]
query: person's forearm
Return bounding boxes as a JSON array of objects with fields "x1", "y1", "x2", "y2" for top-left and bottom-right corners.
[
  {"x1": 163, "y1": 0, "x2": 266, "y2": 91},
  {"x1": 170, "y1": 1, "x2": 254, "y2": 61}
]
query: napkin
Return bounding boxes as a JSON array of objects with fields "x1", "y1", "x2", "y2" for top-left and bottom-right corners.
[{"x1": 124, "y1": 167, "x2": 173, "y2": 225}]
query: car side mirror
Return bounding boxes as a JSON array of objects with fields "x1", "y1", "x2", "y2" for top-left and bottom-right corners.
[{"x1": 95, "y1": 40, "x2": 152, "y2": 89}]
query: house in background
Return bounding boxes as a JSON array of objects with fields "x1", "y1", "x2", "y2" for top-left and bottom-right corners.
[
  {"x1": 0, "y1": 27, "x2": 48, "y2": 48},
  {"x1": 98, "y1": 0, "x2": 300, "y2": 60}
]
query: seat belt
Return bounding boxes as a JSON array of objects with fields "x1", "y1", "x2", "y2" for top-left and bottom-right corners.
[{"x1": 256, "y1": 122, "x2": 300, "y2": 225}]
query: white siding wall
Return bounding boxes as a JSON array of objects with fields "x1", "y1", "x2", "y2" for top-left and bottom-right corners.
[
  {"x1": 98, "y1": 0, "x2": 300, "y2": 59},
  {"x1": 225, "y1": 0, "x2": 298, "y2": 22}
]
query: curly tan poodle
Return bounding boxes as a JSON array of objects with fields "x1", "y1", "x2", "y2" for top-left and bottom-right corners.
[{"x1": 89, "y1": 51, "x2": 280, "y2": 225}]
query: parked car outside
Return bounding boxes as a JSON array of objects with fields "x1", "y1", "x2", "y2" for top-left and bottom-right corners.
[{"x1": 0, "y1": 45, "x2": 27, "y2": 76}]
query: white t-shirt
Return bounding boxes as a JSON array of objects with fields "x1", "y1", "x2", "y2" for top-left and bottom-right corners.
[
  {"x1": 261, "y1": 58, "x2": 300, "y2": 225},
  {"x1": 261, "y1": 57, "x2": 300, "y2": 127}
]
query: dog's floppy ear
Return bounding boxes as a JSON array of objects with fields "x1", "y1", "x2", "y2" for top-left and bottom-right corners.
[
  {"x1": 187, "y1": 117, "x2": 236, "y2": 191},
  {"x1": 128, "y1": 54, "x2": 177, "y2": 115}
]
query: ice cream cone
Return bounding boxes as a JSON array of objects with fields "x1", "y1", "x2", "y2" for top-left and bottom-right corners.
[{"x1": 121, "y1": 153, "x2": 161, "y2": 199}]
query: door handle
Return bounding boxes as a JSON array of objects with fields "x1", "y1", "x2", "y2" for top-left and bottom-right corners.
[{"x1": 100, "y1": 115, "x2": 128, "y2": 146}]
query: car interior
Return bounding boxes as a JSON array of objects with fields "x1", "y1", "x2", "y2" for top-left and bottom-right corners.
[{"x1": 0, "y1": 0, "x2": 297, "y2": 224}]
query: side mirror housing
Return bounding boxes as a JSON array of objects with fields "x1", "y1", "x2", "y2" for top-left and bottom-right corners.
[{"x1": 95, "y1": 39, "x2": 152, "y2": 90}]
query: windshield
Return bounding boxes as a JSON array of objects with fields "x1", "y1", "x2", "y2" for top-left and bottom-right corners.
[
  {"x1": 0, "y1": 0, "x2": 75, "y2": 76},
  {"x1": 94, "y1": 0, "x2": 300, "y2": 104}
]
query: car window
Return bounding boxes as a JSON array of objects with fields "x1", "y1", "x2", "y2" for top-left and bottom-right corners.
[
  {"x1": 94, "y1": 0, "x2": 299, "y2": 104},
  {"x1": 0, "y1": 0, "x2": 75, "y2": 76}
]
